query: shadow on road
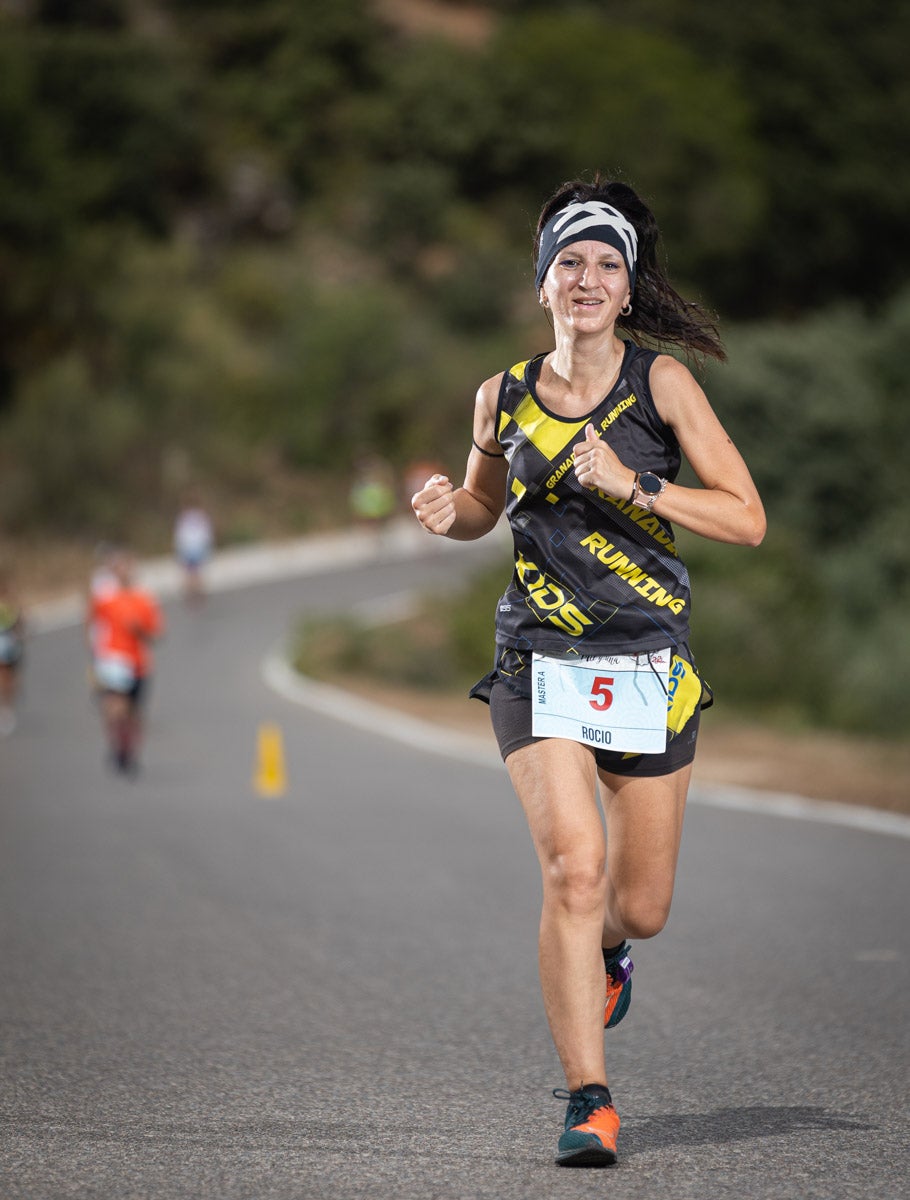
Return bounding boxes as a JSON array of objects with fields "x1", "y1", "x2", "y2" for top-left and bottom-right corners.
[{"x1": 622, "y1": 1104, "x2": 875, "y2": 1155}]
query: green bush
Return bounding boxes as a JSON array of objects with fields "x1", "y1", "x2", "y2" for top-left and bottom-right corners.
[
  {"x1": 688, "y1": 291, "x2": 910, "y2": 734},
  {"x1": 0, "y1": 355, "x2": 148, "y2": 537}
]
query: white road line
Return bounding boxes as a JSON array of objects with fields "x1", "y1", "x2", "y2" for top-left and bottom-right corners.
[
  {"x1": 688, "y1": 781, "x2": 910, "y2": 840},
  {"x1": 263, "y1": 651, "x2": 500, "y2": 770}
]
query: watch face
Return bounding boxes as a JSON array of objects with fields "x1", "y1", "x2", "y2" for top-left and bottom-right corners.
[{"x1": 638, "y1": 472, "x2": 662, "y2": 495}]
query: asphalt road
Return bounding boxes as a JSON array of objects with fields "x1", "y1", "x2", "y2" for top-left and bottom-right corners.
[{"x1": 2, "y1": 530, "x2": 908, "y2": 1200}]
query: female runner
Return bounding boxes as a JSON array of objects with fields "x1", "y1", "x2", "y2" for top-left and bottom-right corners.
[{"x1": 412, "y1": 176, "x2": 765, "y2": 1167}]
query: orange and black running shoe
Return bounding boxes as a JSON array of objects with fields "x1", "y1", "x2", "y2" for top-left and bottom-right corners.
[
  {"x1": 603, "y1": 941, "x2": 633, "y2": 1028},
  {"x1": 553, "y1": 1084, "x2": 620, "y2": 1167}
]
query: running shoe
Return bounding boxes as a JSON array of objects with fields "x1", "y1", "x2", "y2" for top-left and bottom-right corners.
[
  {"x1": 553, "y1": 1084, "x2": 620, "y2": 1167},
  {"x1": 603, "y1": 941, "x2": 633, "y2": 1028}
]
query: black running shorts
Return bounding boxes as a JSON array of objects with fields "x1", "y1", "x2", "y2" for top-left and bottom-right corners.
[{"x1": 472, "y1": 644, "x2": 710, "y2": 778}]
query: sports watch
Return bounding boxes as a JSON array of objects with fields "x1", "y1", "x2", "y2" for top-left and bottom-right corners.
[{"x1": 633, "y1": 471, "x2": 668, "y2": 511}]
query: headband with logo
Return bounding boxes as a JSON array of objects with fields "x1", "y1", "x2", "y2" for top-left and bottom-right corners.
[{"x1": 535, "y1": 200, "x2": 638, "y2": 294}]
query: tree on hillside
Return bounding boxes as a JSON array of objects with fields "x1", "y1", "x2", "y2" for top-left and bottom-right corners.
[
  {"x1": 0, "y1": 13, "x2": 208, "y2": 402},
  {"x1": 611, "y1": 0, "x2": 910, "y2": 312},
  {"x1": 351, "y1": 11, "x2": 766, "y2": 303}
]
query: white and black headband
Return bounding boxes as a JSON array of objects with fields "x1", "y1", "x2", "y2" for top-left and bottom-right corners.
[{"x1": 535, "y1": 200, "x2": 639, "y2": 294}]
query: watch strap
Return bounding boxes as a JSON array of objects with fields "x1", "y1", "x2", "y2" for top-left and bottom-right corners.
[{"x1": 633, "y1": 474, "x2": 668, "y2": 510}]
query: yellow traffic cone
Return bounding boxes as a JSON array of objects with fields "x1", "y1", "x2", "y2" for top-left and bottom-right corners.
[{"x1": 253, "y1": 722, "x2": 287, "y2": 798}]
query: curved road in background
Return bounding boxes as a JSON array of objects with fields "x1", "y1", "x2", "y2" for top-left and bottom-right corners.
[{"x1": 2, "y1": 525, "x2": 907, "y2": 1200}]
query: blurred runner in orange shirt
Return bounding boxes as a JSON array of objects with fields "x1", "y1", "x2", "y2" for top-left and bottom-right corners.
[{"x1": 88, "y1": 549, "x2": 164, "y2": 775}]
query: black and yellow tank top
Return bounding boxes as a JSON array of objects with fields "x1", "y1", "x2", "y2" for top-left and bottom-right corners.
[{"x1": 493, "y1": 341, "x2": 691, "y2": 657}]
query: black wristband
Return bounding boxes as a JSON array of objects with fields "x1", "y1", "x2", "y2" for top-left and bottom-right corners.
[
  {"x1": 629, "y1": 473, "x2": 639, "y2": 501},
  {"x1": 472, "y1": 438, "x2": 505, "y2": 458}
]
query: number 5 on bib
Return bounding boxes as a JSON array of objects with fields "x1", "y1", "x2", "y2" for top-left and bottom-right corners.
[{"x1": 532, "y1": 651, "x2": 670, "y2": 754}]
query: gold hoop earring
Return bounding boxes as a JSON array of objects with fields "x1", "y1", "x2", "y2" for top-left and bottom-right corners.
[{"x1": 620, "y1": 301, "x2": 632, "y2": 317}]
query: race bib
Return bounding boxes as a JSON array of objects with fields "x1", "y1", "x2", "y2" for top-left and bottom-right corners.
[
  {"x1": 532, "y1": 650, "x2": 671, "y2": 754},
  {"x1": 94, "y1": 654, "x2": 136, "y2": 693}
]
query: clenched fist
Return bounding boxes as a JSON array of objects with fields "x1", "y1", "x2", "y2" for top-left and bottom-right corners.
[{"x1": 411, "y1": 474, "x2": 457, "y2": 536}]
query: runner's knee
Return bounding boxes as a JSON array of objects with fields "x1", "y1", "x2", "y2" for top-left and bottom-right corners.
[
  {"x1": 542, "y1": 849, "x2": 607, "y2": 917},
  {"x1": 612, "y1": 888, "x2": 672, "y2": 940}
]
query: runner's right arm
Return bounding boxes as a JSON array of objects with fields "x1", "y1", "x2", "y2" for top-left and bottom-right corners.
[{"x1": 411, "y1": 376, "x2": 507, "y2": 540}]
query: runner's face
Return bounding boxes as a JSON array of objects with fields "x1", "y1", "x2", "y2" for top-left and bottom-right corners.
[{"x1": 541, "y1": 240, "x2": 630, "y2": 331}]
